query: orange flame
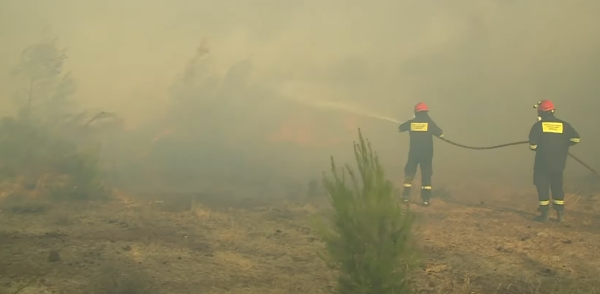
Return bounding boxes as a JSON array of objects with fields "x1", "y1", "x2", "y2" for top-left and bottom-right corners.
[
  {"x1": 269, "y1": 120, "x2": 314, "y2": 145},
  {"x1": 268, "y1": 111, "x2": 360, "y2": 147},
  {"x1": 343, "y1": 115, "x2": 358, "y2": 133}
]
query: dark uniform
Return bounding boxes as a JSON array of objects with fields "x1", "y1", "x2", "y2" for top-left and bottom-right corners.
[
  {"x1": 398, "y1": 102, "x2": 444, "y2": 206},
  {"x1": 529, "y1": 100, "x2": 580, "y2": 222}
]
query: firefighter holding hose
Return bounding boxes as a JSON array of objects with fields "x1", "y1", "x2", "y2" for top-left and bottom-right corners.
[
  {"x1": 529, "y1": 100, "x2": 580, "y2": 222},
  {"x1": 398, "y1": 102, "x2": 444, "y2": 206}
]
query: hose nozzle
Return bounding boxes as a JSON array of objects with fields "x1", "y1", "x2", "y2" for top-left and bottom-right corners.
[{"x1": 533, "y1": 101, "x2": 542, "y2": 109}]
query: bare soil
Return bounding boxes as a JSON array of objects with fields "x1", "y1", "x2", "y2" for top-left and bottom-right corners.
[{"x1": 1, "y1": 183, "x2": 600, "y2": 294}]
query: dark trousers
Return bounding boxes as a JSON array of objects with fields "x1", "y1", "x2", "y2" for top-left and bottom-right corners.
[
  {"x1": 402, "y1": 153, "x2": 433, "y2": 201},
  {"x1": 533, "y1": 170, "x2": 564, "y2": 211}
]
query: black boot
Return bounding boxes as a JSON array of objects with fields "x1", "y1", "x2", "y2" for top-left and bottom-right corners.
[
  {"x1": 556, "y1": 209, "x2": 564, "y2": 223},
  {"x1": 534, "y1": 206, "x2": 549, "y2": 222},
  {"x1": 401, "y1": 186, "x2": 411, "y2": 202},
  {"x1": 421, "y1": 188, "x2": 431, "y2": 207}
]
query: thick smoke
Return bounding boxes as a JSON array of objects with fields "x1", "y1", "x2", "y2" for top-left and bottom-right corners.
[{"x1": 1, "y1": 0, "x2": 599, "y2": 191}]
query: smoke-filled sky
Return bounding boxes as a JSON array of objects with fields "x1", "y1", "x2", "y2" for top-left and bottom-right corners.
[{"x1": 1, "y1": 0, "x2": 599, "y2": 190}]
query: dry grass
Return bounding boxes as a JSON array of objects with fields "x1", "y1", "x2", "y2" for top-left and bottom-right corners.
[
  {"x1": 0, "y1": 194, "x2": 51, "y2": 214},
  {"x1": 437, "y1": 275, "x2": 599, "y2": 294},
  {"x1": 93, "y1": 264, "x2": 158, "y2": 294},
  {"x1": 1, "y1": 184, "x2": 600, "y2": 293}
]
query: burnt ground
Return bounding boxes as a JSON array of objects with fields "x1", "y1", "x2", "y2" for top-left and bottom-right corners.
[{"x1": 1, "y1": 183, "x2": 600, "y2": 294}]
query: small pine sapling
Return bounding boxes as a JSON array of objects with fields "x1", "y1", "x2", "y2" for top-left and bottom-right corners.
[{"x1": 318, "y1": 128, "x2": 418, "y2": 294}]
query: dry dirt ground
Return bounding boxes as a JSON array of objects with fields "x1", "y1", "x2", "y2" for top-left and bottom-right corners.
[{"x1": 1, "y1": 183, "x2": 600, "y2": 294}]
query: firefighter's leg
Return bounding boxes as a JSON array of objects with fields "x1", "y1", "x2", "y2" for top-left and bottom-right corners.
[
  {"x1": 533, "y1": 171, "x2": 551, "y2": 222},
  {"x1": 420, "y1": 156, "x2": 433, "y2": 206},
  {"x1": 402, "y1": 155, "x2": 419, "y2": 201},
  {"x1": 550, "y1": 172, "x2": 565, "y2": 222}
]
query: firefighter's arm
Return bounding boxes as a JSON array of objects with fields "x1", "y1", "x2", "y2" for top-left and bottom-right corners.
[
  {"x1": 528, "y1": 123, "x2": 540, "y2": 151},
  {"x1": 567, "y1": 123, "x2": 580, "y2": 146},
  {"x1": 398, "y1": 121, "x2": 410, "y2": 132},
  {"x1": 430, "y1": 121, "x2": 444, "y2": 137}
]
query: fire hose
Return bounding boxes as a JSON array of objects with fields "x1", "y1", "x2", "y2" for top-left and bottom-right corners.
[{"x1": 435, "y1": 137, "x2": 600, "y2": 178}]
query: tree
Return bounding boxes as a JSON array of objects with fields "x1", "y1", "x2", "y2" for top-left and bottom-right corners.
[
  {"x1": 0, "y1": 31, "x2": 114, "y2": 201},
  {"x1": 318, "y1": 129, "x2": 417, "y2": 294},
  {"x1": 167, "y1": 39, "x2": 219, "y2": 127},
  {"x1": 11, "y1": 31, "x2": 76, "y2": 123}
]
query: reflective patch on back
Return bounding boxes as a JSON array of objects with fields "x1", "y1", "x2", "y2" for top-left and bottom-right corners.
[
  {"x1": 542, "y1": 122, "x2": 563, "y2": 133},
  {"x1": 410, "y1": 123, "x2": 428, "y2": 132}
]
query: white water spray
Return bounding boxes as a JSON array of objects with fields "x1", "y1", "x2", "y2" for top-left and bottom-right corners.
[{"x1": 288, "y1": 97, "x2": 401, "y2": 124}]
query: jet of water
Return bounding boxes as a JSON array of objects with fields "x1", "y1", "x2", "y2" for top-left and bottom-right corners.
[{"x1": 288, "y1": 97, "x2": 401, "y2": 124}]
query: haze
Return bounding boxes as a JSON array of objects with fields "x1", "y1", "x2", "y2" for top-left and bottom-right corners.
[{"x1": 1, "y1": 0, "x2": 599, "y2": 194}]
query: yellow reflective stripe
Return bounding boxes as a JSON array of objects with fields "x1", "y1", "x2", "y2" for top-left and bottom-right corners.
[
  {"x1": 403, "y1": 183, "x2": 412, "y2": 187},
  {"x1": 529, "y1": 144, "x2": 537, "y2": 150},
  {"x1": 421, "y1": 186, "x2": 432, "y2": 190},
  {"x1": 539, "y1": 200, "x2": 550, "y2": 206},
  {"x1": 570, "y1": 138, "x2": 580, "y2": 143},
  {"x1": 553, "y1": 200, "x2": 564, "y2": 205}
]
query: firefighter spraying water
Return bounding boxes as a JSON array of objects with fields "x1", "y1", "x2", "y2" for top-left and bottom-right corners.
[
  {"x1": 397, "y1": 102, "x2": 444, "y2": 206},
  {"x1": 283, "y1": 97, "x2": 598, "y2": 221}
]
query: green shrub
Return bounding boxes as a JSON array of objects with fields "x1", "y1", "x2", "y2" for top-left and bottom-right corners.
[
  {"x1": 0, "y1": 116, "x2": 108, "y2": 201},
  {"x1": 317, "y1": 129, "x2": 417, "y2": 294},
  {"x1": 47, "y1": 144, "x2": 108, "y2": 201}
]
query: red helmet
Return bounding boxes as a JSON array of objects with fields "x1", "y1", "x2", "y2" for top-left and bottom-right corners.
[
  {"x1": 414, "y1": 102, "x2": 428, "y2": 112},
  {"x1": 535, "y1": 100, "x2": 555, "y2": 112}
]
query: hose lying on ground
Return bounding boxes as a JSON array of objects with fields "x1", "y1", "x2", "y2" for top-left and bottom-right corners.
[{"x1": 436, "y1": 137, "x2": 599, "y2": 178}]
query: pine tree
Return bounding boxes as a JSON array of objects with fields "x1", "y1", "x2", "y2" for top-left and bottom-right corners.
[{"x1": 319, "y1": 129, "x2": 418, "y2": 294}]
